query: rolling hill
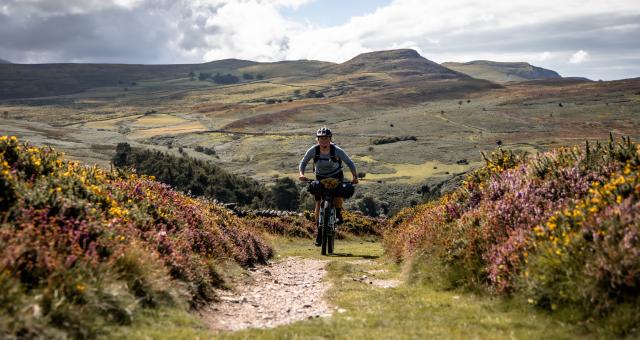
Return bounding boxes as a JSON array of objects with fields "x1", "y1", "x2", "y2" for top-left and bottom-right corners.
[
  {"x1": 325, "y1": 49, "x2": 467, "y2": 79},
  {"x1": 0, "y1": 50, "x2": 493, "y2": 100},
  {"x1": 442, "y1": 60, "x2": 561, "y2": 83},
  {"x1": 0, "y1": 58, "x2": 11, "y2": 64},
  {"x1": 0, "y1": 58, "x2": 330, "y2": 100}
]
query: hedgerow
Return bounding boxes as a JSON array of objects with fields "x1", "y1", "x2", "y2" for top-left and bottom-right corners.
[
  {"x1": 383, "y1": 135, "x2": 640, "y2": 334},
  {"x1": 0, "y1": 136, "x2": 272, "y2": 338}
]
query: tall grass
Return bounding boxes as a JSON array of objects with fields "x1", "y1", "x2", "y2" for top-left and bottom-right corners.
[
  {"x1": 0, "y1": 136, "x2": 272, "y2": 338},
  {"x1": 384, "y1": 135, "x2": 640, "y2": 335}
]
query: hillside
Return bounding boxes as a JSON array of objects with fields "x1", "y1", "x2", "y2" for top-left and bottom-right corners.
[
  {"x1": 326, "y1": 49, "x2": 467, "y2": 79},
  {"x1": 0, "y1": 58, "x2": 11, "y2": 64},
  {"x1": 0, "y1": 58, "x2": 329, "y2": 100},
  {"x1": 238, "y1": 59, "x2": 334, "y2": 78},
  {"x1": 442, "y1": 60, "x2": 561, "y2": 83}
]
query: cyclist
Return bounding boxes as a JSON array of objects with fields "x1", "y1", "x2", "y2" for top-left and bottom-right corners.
[{"x1": 299, "y1": 127, "x2": 358, "y2": 246}]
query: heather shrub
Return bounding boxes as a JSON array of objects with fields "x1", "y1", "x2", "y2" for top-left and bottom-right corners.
[
  {"x1": 384, "y1": 148, "x2": 528, "y2": 287},
  {"x1": 0, "y1": 136, "x2": 272, "y2": 338},
  {"x1": 383, "y1": 135, "x2": 640, "y2": 332}
]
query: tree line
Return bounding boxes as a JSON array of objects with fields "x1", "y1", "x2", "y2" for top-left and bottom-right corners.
[{"x1": 112, "y1": 143, "x2": 299, "y2": 210}]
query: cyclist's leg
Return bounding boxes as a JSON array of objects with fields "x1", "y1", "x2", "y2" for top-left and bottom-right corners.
[
  {"x1": 314, "y1": 175, "x2": 327, "y2": 246},
  {"x1": 314, "y1": 198, "x2": 321, "y2": 246},
  {"x1": 330, "y1": 172, "x2": 345, "y2": 224},
  {"x1": 314, "y1": 199, "x2": 321, "y2": 224}
]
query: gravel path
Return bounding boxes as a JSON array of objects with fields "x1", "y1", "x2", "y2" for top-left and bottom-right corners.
[{"x1": 200, "y1": 257, "x2": 331, "y2": 331}]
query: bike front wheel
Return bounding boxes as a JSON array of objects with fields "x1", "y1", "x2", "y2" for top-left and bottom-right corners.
[
  {"x1": 321, "y1": 201, "x2": 331, "y2": 256},
  {"x1": 328, "y1": 207, "x2": 335, "y2": 254}
]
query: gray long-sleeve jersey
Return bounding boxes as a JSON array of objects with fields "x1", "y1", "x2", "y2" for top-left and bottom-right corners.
[{"x1": 299, "y1": 144, "x2": 357, "y2": 177}]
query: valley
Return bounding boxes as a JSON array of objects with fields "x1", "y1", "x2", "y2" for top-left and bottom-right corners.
[{"x1": 1, "y1": 49, "x2": 639, "y2": 212}]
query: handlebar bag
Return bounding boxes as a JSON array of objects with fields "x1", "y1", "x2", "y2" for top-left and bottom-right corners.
[
  {"x1": 337, "y1": 182, "x2": 355, "y2": 199},
  {"x1": 307, "y1": 180, "x2": 322, "y2": 196}
]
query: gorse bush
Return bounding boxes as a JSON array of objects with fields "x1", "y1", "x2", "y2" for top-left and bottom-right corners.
[
  {"x1": 384, "y1": 136, "x2": 640, "y2": 334},
  {"x1": 0, "y1": 136, "x2": 272, "y2": 338},
  {"x1": 524, "y1": 160, "x2": 640, "y2": 318}
]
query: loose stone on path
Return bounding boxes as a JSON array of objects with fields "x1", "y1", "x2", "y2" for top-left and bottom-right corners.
[{"x1": 199, "y1": 257, "x2": 331, "y2": 331}]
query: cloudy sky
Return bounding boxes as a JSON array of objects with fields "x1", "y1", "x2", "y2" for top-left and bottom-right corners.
[{"x1": 1, "y1": 0, "x2": 639, "y2": 80}]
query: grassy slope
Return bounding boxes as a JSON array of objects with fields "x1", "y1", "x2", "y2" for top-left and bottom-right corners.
[
  {"x1": 103, "y1": 238, "x2": 587, "y2": 339},
  {"x1": 442, "y1": 61, "x2": 561, "y2": 83}
]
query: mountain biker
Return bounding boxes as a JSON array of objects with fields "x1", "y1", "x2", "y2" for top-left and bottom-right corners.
[{"x1": 299, "y1": 127, "x2": 358, "y2": 246}]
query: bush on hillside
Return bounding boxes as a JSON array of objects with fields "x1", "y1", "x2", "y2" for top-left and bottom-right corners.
[
  {"x1": 0, "y1": 136, "x2": 272, "y2": 338},
  {"x1": 266, "y1": 177, "x2": 300, "y2": 211},
  {"x1": 212, "y1": 73, "x2": 239, "y2": 84},
  {"x1": 371, "y1": 136, "x2": 417, "y2": 145},
  {"x1": 383, "y1": 136, "x2": 640, "y2": 334}
]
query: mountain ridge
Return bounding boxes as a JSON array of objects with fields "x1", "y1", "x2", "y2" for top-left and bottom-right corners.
[
  {"x1": 0, "y1": 49, "x2": 484, "y2": 100},
  {"x1": 442, "y1": 60, "x2": 561, "y2": 83}
]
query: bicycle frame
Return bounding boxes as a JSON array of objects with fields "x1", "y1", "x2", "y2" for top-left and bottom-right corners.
[
  {"x1": 307, "y1": 179, "x2": 340, "y2": 256},
  {"x1": 318, "y1": 190, "x2": 337, "y2": 256}
]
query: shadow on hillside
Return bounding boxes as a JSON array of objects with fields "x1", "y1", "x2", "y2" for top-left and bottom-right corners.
[{"x1": 328, "y1": 253, "x2": 380, "y2": 259}]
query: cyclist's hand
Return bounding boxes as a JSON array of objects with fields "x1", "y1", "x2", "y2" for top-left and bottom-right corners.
[
  {"x1": 351, "y1": 177, "x2": 359, "y2": 184},
  {"x1": 299, "y1": 175, "x2": 308, "y2": 182}
]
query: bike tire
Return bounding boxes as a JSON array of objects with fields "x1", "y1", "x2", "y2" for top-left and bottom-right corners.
[
  {"x1": 321, "y1": 201, "x2": 330, "y2": 255},
  {"x1": 328, "y1": 208, "x2": 335, "y2": 254}
]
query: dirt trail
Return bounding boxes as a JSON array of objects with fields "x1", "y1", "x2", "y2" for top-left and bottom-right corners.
[{"x1": 199, "y1": 257, "x2": 332, "y2": 331}]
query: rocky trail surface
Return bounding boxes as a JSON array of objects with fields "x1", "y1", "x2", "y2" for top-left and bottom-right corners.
[{"x1": 199, "y1": 257, "x2": 332, "y2": 331}]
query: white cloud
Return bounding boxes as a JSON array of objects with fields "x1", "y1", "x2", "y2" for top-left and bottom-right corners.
[
  {"x1": 569, "y1": 50, "x2": 589, "y2": 64},
  {"x1": 1, "y1": 0, "x2": 639, "y2": 79},
  {"x1": 269, "y1": 0, "x2": 315, "y2": 9},
  {"x1": 538, "y1": 52, "x2": 552, "y2": 61}
]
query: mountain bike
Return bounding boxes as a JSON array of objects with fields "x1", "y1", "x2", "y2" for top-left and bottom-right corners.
[{"x1": 307, "y1": 178, "x2": 353, "y2": 256}]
